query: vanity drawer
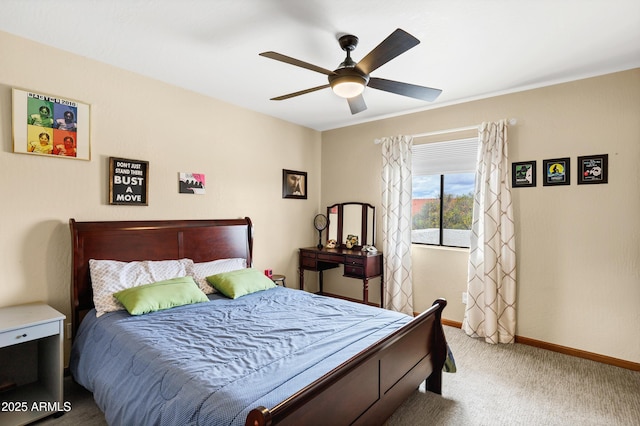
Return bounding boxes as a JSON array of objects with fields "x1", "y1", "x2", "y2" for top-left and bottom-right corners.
[
  {"x1": 301, "y1": 258, "x2": 317, "y2": 268},
  {"x1": 318, "y1": 253, "x2": 344, "y2": 263},
  {"x1": 0, "y1": 321, "x2": 59, "y2": 348},
  {"x1": 301, "y1": 251, "x2": 317, "y2": 259},
  {"x1": 344, "y1": 265, "x2": 365, "y2": 278},
  {"x1": 345, "y1": 256, "x2": 365, "y2": 266}
]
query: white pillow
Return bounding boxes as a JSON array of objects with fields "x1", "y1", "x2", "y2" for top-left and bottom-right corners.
[
  {"x1": 89, "y1": 258, "x2": 194, "y2": 317},
  {"x1": 191, "y1": 258, "x2": 247, "y2": 294}
]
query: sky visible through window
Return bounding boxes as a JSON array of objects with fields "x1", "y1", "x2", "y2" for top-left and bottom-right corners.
[{"x1": 412, "y1": 174, "x2": 475, "y2": 198}]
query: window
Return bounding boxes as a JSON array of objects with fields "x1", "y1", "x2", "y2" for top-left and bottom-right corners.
[{"x1": 411, "y1": 138, "x2": 478, "y2": 248}]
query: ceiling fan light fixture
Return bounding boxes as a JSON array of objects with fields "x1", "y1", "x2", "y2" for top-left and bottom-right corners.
[
  {"x1": 329, "y1": 73, "x2": 368, "y2": 98},
  {"x1": 332, "y1": 80, "x2": 364, "y2": 98}
]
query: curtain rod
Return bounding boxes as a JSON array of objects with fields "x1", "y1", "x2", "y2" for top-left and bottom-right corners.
[
  {"x1": 412, "y1": 118, "x2": 517, "y2": 139},
  {"x1": 374, "y1": 118, "x2": 517, "y2": 144}
]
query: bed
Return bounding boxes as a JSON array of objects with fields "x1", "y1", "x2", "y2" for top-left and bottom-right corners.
[{"x1": 69, "y1": 217, "x2": 448, "y2": 426}]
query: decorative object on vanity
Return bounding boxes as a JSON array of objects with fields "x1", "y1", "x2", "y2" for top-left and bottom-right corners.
[
  {"x1": 577, "y1": 154, "x2": 608, "y2": 185},
  {"x1": 313, "y1": 213, "x2": 328, "y2": 249},
  {"x1": 361, "y1": 245, "x2": 378, "y2": 253},
  {"x1": 12, "y1": 88, "x2": 91, "y2": 160},
  {"x1": 345, "y1": 234, "x2": 359, "y2": 249},
  {"x1": 326, "y1": 202, "x2": 375, "y2": 250},
  {"x1": 108, "y1": 157, "x2": 149, "y2": 205},
  {"x1": 325, "y1": 239, "x2": 337, "y2": 248},
  {"x1": 282, "y1": 169, "x2": 307, "y2": 199},
  {"x1": 260, "y1": 28, "x2": 441, "y2": 115},
  {"x1": 511, "y1": 160, "x2": 537, "y2": 188},
  {"x1": 179, "y1": 172, "x2": 206, "y2": 194},
  {"x1": 542, "y1": 157, "x2": 570, "y2": 186}
]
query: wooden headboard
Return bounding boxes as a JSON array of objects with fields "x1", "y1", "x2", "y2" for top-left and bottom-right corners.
[{"x1": 69, "y1": 217, "x2": 253, "y2": 339}]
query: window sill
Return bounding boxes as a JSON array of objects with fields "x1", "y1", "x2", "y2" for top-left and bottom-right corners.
[{"x1": 411, "y1": 244, "x2": 469, "y2": 253}]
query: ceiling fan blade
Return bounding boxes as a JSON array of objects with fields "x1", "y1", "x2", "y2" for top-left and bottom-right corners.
[
  {"x1": 260, "y1": 51, "x2": 336, "y2": 76},
  {"x1": 347, "y1": 94, "x2": 367, "y2": 114},
  {"x1": 356, "y1": 28, "x2": 420, "y2": 75},
  {"x1": 270, "y1": 84, "x2": 330, "y2": 100},
  {"x1": 368, "y1": 77, "x2": 442, "y2": 102}
]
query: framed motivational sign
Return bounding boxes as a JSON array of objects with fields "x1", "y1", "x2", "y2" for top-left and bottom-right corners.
[{"x1": 108, "y1": 157, "x2": 149, "y2": 205}]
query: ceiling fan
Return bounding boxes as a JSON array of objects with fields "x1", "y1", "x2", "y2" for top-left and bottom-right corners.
[{"x1": 259, "y1": 28, "x2": 442, "y2": 114}]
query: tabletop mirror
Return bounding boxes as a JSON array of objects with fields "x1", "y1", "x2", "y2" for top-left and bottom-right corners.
[{"x1": 326, "y1": 202, "x2": 375, "y2": 249}]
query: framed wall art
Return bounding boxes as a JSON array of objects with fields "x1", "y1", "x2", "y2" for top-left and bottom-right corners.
[
  {"x1": 511, "y1": 161, "x2": 537, "y2": 188},
  {"x1": 179, "y1": 172, "x2": 206, "y2": 194},
  {"x1": 282, "y1": 169, "x2": 307, "y2": 199},
  {"x1": 577, "y1": 154, "x2": 608, "y2": 185},
  {"x1": 12, "y1": 88, "x2": 91, "y2": 160},
  {"x1": 542, "y1": 157, "x2": 570, "y2": 186},
  {"x1": 109, "y1": 157, "x2": 149, "y2": 205}
]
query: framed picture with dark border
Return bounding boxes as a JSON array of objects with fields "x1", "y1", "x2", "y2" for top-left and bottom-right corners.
[
  {"x1": 512, "y1": 161, "x2": 536, "y2": 188},
  {"x1": 12, "y1": 88, "x2": 91, "y2": 160},
  {"x1": 542, "y1": 157, "x2": 570, "y2": 186},
  {"x1": 282, "y1": 169, "x2": 307, "y2": 199},
  {"x1": 577, "y1": 154, "x2": 608, "y2": 185},
  {"x1": 109, "y1": 157, "x2": 149, "y2": 205}
]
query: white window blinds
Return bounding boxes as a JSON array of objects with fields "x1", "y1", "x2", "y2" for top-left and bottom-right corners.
[{"x1": 412, "y1": 137, "x2": 479, "y2": 176}]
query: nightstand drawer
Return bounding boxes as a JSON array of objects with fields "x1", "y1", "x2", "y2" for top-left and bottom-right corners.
[{"x1": 0, "y1": 321, "x2": 59, "y2": 348}]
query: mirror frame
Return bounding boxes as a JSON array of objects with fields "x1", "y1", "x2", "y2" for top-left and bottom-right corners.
[{"x1": 327, "y1": 202, "x2": 375, "y2": 249}]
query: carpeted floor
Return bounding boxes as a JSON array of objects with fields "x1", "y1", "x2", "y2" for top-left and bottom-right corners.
[
  {"x1": 36, "y1": 326, "x2": 640, "y2": 425},
  {"x1": 386, "y1": 326, "x2": 640, "y2": 426}
]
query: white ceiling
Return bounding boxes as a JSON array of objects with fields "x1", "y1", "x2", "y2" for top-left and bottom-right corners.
[{"x1": 2, "y1": 0, "x2": 639, "y2": 131}]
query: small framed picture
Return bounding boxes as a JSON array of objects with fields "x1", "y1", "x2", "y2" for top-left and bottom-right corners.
[
  {"x1": 179, "y1": 172, "x2": 206, "y2": 194},
  {"x1": 282, "y1": 169, "x2": 307, "y2": 199},
  {"x1": 512, "y1": 161, "x2": 536, "y2": 188},
  {"x1": 12, "y1": 88, "x2": 91, "y2": 160},
  {"x1": 109, "y1": 157, "x2": 149, "y2": 205},
  {"x1": 577, "y1": 154, "x2": 608, "y2": 185},
  {"x1": 542, "y1": 157, "x2": 570, "y2": 186}
]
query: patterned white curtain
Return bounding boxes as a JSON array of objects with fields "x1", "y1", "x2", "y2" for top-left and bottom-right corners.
[
  {"x1": 463, "y1": 120, "x2": 517, "y2": 344},
  {"x1": 380, "y1": 135, "x2": 414, "y2": 315}
]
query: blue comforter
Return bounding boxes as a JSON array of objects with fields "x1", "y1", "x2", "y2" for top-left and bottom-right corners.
[{"x1": 70, "y1": 286, "x2": 412, "y2": 426}]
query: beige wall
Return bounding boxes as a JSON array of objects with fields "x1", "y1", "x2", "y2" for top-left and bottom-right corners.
[
  {"x1": 321, "y1": 69, "x2": 640, "y2": 364},
  {"x1": 2, "y1": 29, "x2": 638, "y2": 365},
  {"x1": 0, "y1": 31, "x2": 321, "y2": 362}
]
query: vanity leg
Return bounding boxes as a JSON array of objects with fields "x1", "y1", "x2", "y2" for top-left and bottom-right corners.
[
  {"x1": 363, "y1": 278, "x2": 369, "y2": 305},
  {"x1": 380, "y1": 272, "x2": 384, "y2": 309},
  {"x1": 299, "y1": 268, "x2": 304, "y2": 291},
  {"x1": 319, "y1": 270, "x2": 324, "y2": 294}
]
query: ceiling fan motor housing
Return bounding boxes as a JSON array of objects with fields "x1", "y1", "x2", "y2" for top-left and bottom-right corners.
[{"x1": 328, "y1": 67, "x2": 369, "y2": 86}]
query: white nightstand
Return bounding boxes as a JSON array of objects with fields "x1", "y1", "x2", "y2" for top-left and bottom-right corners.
[{"x1": 0, "y1": 303, "x2": 65, "y2": 426}]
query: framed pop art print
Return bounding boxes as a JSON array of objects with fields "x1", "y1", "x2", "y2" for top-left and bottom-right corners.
[{"x1": 12, "y1": 88, "x2": 91, "y2": 160}]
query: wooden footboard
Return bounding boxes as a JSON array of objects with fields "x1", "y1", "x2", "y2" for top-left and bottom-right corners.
[{"x1": 246, "y1": 298, "x2": 447, "y2": 426}]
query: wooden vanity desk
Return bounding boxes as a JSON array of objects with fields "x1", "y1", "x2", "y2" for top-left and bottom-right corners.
[{"x1": 298, "y1": 246, "x2": 383, "y2": 307}]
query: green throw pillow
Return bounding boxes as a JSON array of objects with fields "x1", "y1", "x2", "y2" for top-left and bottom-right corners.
[
  {"x1": 113, "y1": 276, "x2": 208, "y2": 315},
  {"x1": 206, "y1": 268, "x2": 276, "y2": 299}
]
